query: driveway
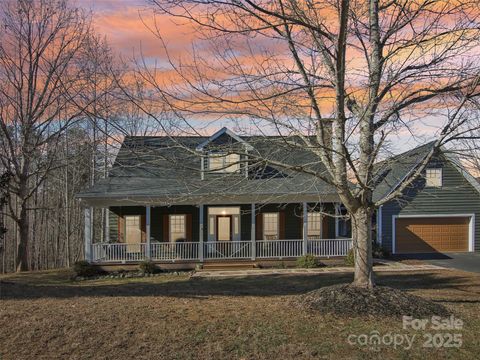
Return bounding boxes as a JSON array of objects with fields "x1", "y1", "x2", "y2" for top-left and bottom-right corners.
[{"x1": 421, "y1": 253, "x2": 480, "y2": 273}]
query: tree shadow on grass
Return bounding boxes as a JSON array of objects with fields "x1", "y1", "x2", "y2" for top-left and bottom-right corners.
[
  {"x1": 391, "y1": 253, "x2": 453, "y2": 260},
  {"x1": 2, "y1": 271, "x2": 480, "y2": 302}
]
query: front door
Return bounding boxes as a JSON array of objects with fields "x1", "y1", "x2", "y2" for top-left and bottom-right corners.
[
  {"x1": 125, "y1": 215, "x2": 142, "y2": 252},
  {"x1": 216, "y1": 215, "x2": 232, "y2": 241}
]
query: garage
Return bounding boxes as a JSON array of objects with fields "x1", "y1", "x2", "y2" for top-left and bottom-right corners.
[{"x1": 394, "y1": 216, "x2": 471, "y2": 254}]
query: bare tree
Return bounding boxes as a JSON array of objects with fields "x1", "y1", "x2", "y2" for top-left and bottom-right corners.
[
  {"x1": 133, "y1": 0, "x2": 480, "y2": 287},
  {"x1": 0, "y1": 171, "x2": 11, "y2": 262},
  {"x1": 0, "y1": 0, "x2": 107, "y2": 271}
]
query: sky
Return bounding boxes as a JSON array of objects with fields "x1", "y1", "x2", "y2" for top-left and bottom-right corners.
[
  {"x1": 83, "y1": 0, "x2": 155, "y2": 57},
  {"x1": 79, "y1": 0, "x2": 479, "y2": 157},
  {"x1": 84, "y1": 0, "x2": 193, "y2": 61}
]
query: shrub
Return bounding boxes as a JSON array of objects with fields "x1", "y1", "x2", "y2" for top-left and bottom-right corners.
[
  {"x1": 296, "y1": 254, "x2": 319, "y2": 268},
  {"x1": 344, "y1": 242, "x2": 389, "y2": 266},
  {"x1": 372, "y1": 242, "x2": 390, "y2": 259},
  {"x1": 344, "y1": 248, "x2": 355, "y2": 266},
  {"x1": 73, "y1": 260, "x2": 99, "y2": 277},
  {"x1": 139, "y1": 260, "x2": 157, "y2": 274}
]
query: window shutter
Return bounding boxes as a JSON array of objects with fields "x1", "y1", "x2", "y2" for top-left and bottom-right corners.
[
  {"x1": 299, "y1": 209, "x2": 304, "y2": 238},
  {"x1": 255, "y1": 213, "x2": 263, "y2": 240},
  {"x1": 186, "y1": 214, "x2": 193, "y2": 241},
  {"x1": 163, "y1": 214, "x2": 169, "y2": 242},
  {"x1": 141, "y1": 215, "x2": 146, "y2": 242},
  {"x1": 279, "y1": 211, "x2": 286, "y2": 240},
  {"x1": 322, "y1": 215, "x2": 329, "y2": 239},
  {"x1": 118, "y1": 216, "x2": 125, "y2": 243}
]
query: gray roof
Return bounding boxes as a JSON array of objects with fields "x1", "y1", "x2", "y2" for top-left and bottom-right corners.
[
  {"x1": 77, "y1": 133, "x2": 339, "y2": 206},
  {"x1": 79, "y1": 131, "x2": 467, "y2": 207},
  {"x1": 444, "y1": 152, "x2": 480, "y2": 196},
  {"x1": 372, "y1": 141, "x2": 436, "y2": 202}
]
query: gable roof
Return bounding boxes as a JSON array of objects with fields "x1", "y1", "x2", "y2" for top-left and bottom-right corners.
[
  {"x1": 372, "y1": 141, "x2": 480, "y2": 202},
  {"x1": 78, "y1": 128, "x2": 480, "y2": 207},
  {"x1": 372, "y1": 141, "x2": 436, "y2": 202},
  {"x1": 444, "y1": 152, "x2": 480, "y2": 196},
  {"x1": 195, "y1": 127, "x2": 253, "y2": 151},
  {"x1": 77, "y1": 131, "x2": 338, "y2": 206}
]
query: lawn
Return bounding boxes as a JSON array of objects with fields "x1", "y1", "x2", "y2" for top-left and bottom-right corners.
[{"x1": 1, "y1": 269, "x2": 480, "y2": 359}]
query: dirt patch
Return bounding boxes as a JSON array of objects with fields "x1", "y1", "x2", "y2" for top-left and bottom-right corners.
[{"x1": 294, "y1": 284, "x2": 450, "y2": 318}]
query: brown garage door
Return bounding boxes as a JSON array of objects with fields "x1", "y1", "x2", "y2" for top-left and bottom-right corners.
[{"x1": 395, "y1": 217, "x2": 469, "y2": 254}]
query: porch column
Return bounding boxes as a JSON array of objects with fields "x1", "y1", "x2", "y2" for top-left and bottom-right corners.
[
  {"x1": 334, "y1": 203, "x2": 340, "y2": 238},
  {"x1": 84, "y1": 207, "x2": 92, "y2": 262},
  {"x1": 376, "y1": 206, "x2": 383, "y2": 245},
  {"x1": 146, "y1": 206, "x2": 151, "y2": 259},
  {"x1": 104, "y1": 207, "x2": 110, "y2": 243},
  {"x1": 251, "y1": 203, "x2": 256, "y2": 260},
  {"x1": 199, "y1": 204, "x2": 204, "y2": 262},
  {"x1": 303, "y1": 202, "x2": 308, "y2": 255}
]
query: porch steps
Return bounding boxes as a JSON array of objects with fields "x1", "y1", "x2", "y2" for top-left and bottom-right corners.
[{"x1": 200, "y1": 262, "x2": 257, "y2": 271}]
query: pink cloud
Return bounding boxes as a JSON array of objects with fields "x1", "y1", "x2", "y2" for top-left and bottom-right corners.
[{"x1": 82, "y1": 0, "x2": 198, "y2": 61}]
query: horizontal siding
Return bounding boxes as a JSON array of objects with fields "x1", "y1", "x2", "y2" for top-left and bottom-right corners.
[
  {"x1": 241, "y1": 203, "x2": 302, "y2": 240},
  {"x1": 381, "y1": 157, "x2": 480, "y2": 253},
  {"x1": 108, "y1": 203, "x2": 337, "y2": 242},
  {"x1": 109, "y1": 205, "x2": 199, "y2": 242}
]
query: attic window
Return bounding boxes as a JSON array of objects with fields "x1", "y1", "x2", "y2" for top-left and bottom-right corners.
[
  {"x1": 426, "y1": 168, "x2": 442, "y2": 187},
  {"x1": 208, "y1": 153, "x2": 240, "y2": 173}
]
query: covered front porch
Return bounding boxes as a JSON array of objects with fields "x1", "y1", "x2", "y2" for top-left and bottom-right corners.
[{"x1": 84, "y1": 202, "x2": 352, "y2": 264}]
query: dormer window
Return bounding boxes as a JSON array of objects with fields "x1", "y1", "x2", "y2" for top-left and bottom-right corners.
[
  {"x1": 208, "y1": 153, "x2": 240, "y2": 173},
  {"x1": 196, "y1": 128, "x2": 251, "y2": 178},
  {"x1": 426, "y1": 168, "x2": 442, "y2": 187}
]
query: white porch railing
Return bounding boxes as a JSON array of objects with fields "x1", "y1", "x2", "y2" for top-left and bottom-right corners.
[
  {"x1": 151, "y1": 242, "x2": 199, "y2": 261},
  {"x1": 256, "y1": 239, "x2": 303, "y2": 258},
  {"x1": 92, "y1": 243, "x2": 147, "y2": 263},
  {"x1": 204, "y1": 241, "x2": 252, "y2": 260},
  {"x1": 90, "y1": 238, "x2": 353, "y2": 263},
  {"x1": 308, "y1": 238, "x2": 353, "y2": 257}
]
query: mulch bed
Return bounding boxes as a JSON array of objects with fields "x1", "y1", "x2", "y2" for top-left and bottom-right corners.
[{"x1": 294, "y1": 284, "x2": 450, "y2": 318}]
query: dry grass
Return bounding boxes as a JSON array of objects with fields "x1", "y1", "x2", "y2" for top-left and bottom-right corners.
[{"x1": 1, "y1": 269, "x2": 480, "y2": 359}]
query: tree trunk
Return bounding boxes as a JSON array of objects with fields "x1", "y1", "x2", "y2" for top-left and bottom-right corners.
[
  {"x1": 351, "y1": 207, "x2": 374, "y2": 288},
  {"x1": 16, "y1": 203, "x2": 29, "y2": 272},
  {"x1": 15, "y1": 175, "x2": 30, "y2": 272}
]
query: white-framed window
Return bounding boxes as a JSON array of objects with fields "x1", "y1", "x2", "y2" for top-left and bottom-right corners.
[
  {"x1": 234, "y1": 216, "x2": 239, "y2": 234},
  {"x1": 426, "y1": 168, "x2": 442, "y2": 187},
  {"x1": 307, "y1": 212, "x2": 322, "y2": 239},
  {"x1": 263, "y1": 212, "x2": 279, "y2": 240},
  {"x1": 125, "y1": 215, "x2": 140, "y2": 228},
  {"x1": 169, "y1": 214, "x2": 186, "y2": 242},
  {"x1": 209, "y1": 216, "x2": 215, "y2": 236},
  {"x1": 208, "y1": 152, "x2": 240, "y2": 173},
  {"x1": 125, "y1": 215, "x2": 142, "y2": 243}
]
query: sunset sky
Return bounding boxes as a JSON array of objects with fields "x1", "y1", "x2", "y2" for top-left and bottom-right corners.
[
  {"x1": 79, "y1": 0, "x2": 478, "y2": 155},
  {"x1": 84, "y1": 0, "x2": 192, "y2": 60}
]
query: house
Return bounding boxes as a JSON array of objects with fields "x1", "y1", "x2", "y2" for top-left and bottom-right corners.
[
  {"x1": 374, "y1": 142, "x2": 480, "y2": 255},
  {"x1": 77, "y1": 128, "x2": 480, "y2": 267}
]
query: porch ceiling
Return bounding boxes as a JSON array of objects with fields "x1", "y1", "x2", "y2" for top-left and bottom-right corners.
[{"x1": 79, "y1": 193, "x2": 341, "y2": 207}]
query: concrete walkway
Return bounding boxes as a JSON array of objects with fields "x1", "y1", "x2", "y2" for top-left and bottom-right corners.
[{"x1": 191, "y1": 261, "x2": 446, "y2": 278}]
